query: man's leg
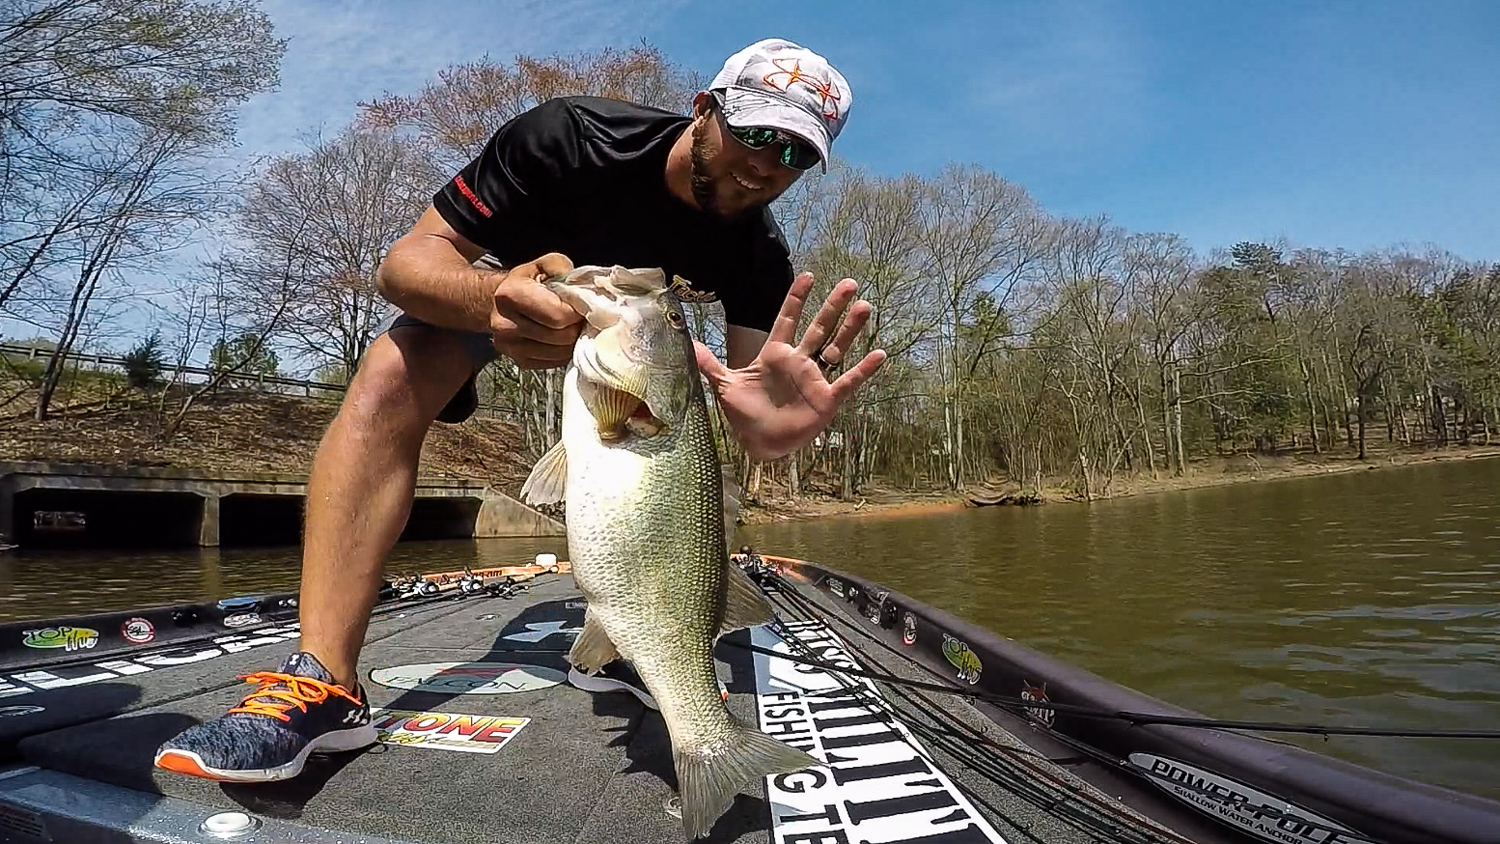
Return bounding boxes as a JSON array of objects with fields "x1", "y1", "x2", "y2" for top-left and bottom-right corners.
[
  {"x1": 154, "y1": 317, "x2": 494, "y2": 783},
  {"x1": 295, "y1": 323, "x2": 487, "y2": 690}
]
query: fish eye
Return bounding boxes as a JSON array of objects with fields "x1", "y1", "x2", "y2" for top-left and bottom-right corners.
[{"x1": 666, "y1": 308, "x2": 684, "y2": 327}]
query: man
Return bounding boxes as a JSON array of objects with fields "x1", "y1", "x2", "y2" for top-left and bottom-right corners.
[{"x1": 154, "y1": 37, "x2": 885, "y2": 783}]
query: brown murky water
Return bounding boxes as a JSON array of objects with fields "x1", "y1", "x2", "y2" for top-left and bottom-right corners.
[{"x1": 2, "y1": 457, "x2": 1497, "y2": 801}]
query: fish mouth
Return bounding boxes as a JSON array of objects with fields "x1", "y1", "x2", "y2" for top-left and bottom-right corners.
[
  {"x1": 545, "y1": 266, "x2": 680, "y2": 443},
  {"x1": 573, "y1": 335, "x2": 670, "y2": 443},
  {"x1": 588, "y1": 379, "x2": 666, "y2": 442}
]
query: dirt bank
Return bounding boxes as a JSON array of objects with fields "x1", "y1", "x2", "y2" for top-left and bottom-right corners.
[
  {"x1": 741, "y1": 442, "x2": 1500, "y2": 525},
  {"x1": 3, "y1": 379, "x2": 1494, "y2": 525},
  {"x1": 0, "y1": 382, "x2": 539, "y2": 494}
]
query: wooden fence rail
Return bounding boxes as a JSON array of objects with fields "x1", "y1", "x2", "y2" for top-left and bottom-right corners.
[{"x1": 0, "y1": 342, "x2": 519, "y2": 419}]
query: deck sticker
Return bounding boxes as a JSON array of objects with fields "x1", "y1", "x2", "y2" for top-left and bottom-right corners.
[
  {"x1": 1129, "y1": 753, "x2": 1378, "y2": 844},
  {"x1": 369, "y1": 707, "x2": 530, "y2": 754},
  {"x1": 501, "y1": 621, "x2": 582, "y2": 643},
  {"x1": 941, "y1": 633, "x2": 982, "y2": 685},
  {"x1": 0, "y1": 800, "x2": 50, "y2": 842},
  {"x1": 901, "y1": 612, "x2": 917, "y2": 646},
  {"x1": 21, "y1": 627, "x2": 99, "y2": 652},
  {"x1": 0, "y1": 705, "x2": 44, "y2": 718},
  {"x1": 753, "y1": 620, "x2": 1010, "y2": 844},
  {"x1": 121, "y1": 618, "x2": 155, "y2": 644},
  {"x1": 1019, "y1": 681, "x2": 1054, "y2": 728},
  {"x1": 370, "y1": 662, "x2": 565, "y2": 695},
  {"x1": 222, "y1": 613, "x2": 262, "y2": 629},
  {"x1": 0, "y1": 624, "x2": 304, "y2": 700}
]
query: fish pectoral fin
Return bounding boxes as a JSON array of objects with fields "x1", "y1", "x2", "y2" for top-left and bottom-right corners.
[
  {"x1": 568, "y1": 612, "x2": 620, "y2": 674},
  {"x1": 719, "y1": 559, "x2": 775, "y2": 636},
  {"x1": 520, "y1": 439, "x2": 568, "y2": 506}
]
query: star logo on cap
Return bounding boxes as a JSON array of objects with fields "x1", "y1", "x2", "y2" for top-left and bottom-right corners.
[{"x1": 763, "y1": 58, "x2": 843, "y2": 121}]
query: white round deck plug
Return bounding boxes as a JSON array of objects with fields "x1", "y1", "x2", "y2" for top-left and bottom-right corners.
[{"x1": 200, "y1": 811, "x2": 259, "y2": 838}]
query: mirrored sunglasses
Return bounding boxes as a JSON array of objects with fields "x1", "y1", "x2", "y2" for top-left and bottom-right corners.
[{"x1": 724, "y1": 123, "x2": 822, "y2": 171}]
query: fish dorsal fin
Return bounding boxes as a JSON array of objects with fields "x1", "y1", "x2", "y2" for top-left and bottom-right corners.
[
  {"x1": 720, "y1": 559, "x2": 775, "y2": 637},
  {"x1": 717, "y1": 463, "x2": 769, "y2": 637},
  {"x1": 520, "y1": 439, "x2": 567, "y2": 506}
]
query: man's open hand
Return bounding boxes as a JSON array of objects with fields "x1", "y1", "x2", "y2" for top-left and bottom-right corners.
[{"x1": 694, "y1": 272, "x2": 887, "y2": 462}]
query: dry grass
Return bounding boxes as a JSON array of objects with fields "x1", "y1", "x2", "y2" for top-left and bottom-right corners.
[{"x1": 0, "y1": 376, "x2": 538, "y2": 495}]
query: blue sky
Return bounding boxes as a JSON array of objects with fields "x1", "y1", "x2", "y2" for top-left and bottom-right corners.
[
  {"x1": 232, "y1": 0, "x2": 1499, "y2": 263},
  {"x1": 6, "y1": 0, "x2": 1496, "y2": 352}
]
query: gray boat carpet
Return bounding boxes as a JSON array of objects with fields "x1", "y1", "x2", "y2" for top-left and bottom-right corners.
[{"x1": 7, "y1": 572, "x2": 1196, "y2": 844}]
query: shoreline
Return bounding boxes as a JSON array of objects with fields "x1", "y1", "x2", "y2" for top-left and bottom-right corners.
[
  {"x1": 739, "y1": 443, "x2": 1500, "y2": 525},
  {"x1": 4, "y1": 382, "x2": 1495, "y2": 529}
]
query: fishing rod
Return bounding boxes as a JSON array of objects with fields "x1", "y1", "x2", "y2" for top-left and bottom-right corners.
[{"x1": 0, "y1": 567, "x2": 535, "y2": 677}]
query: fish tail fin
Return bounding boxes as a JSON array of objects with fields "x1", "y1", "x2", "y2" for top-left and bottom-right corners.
[{"x1": 675, "y1": 722, "x2": 819, "y2": 839}]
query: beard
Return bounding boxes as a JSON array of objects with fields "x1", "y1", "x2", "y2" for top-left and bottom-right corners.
[
  {"x1": 689, "y1": 118, "x2": 720, "y2": 215},
  {"x1": 689, "y1": 117, "x2": 766, "y2": 224}
]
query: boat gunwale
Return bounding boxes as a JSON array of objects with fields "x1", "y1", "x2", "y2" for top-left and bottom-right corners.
[{"x1": 761, "y1": 553, "x2": 1500, "y2": 844}]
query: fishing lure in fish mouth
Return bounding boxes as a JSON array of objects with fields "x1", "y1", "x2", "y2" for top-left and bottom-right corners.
[{"x1": 669, "y1": 274, "x2": 720, "y2": 304}]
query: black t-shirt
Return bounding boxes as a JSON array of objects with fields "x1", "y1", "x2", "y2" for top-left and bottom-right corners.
[{"x1": 432, "y1": 95, "x2": 794, "y2": 332}]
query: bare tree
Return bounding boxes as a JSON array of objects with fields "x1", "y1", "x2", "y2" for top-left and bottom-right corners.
[
  {"x1": 149, "y1": 243, "x2": 301, "y2": 441},
  {"x1": 1, "y1": 0, "x2": 283, "y2": 331},
  {"x1": 913, "y1": 164, "x2": 1045, "y2": 490},
  {"x1": 1127, "y1": 232, "x2": 1200, "y2": 475},
  {"x1": 31, "y1": 126, "x2": 226, "y2": 419},
  {"x1": 357, "y1": 42, "x2": 702, "y2": 170},
  {"x1": 234, "y1": 125, "x2": 442, "y2": 376}
]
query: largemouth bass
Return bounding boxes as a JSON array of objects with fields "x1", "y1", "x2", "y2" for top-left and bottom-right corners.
[{"x1": 520, "y1": 265, "x2": 818, "y2": 839}]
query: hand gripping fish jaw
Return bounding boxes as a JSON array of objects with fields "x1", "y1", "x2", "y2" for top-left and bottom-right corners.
[{"x1": 544, "y1": 265, "x2": 697, "y2": 445}]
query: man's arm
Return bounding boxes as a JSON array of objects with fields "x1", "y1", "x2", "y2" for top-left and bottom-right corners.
[
  {"x1": 377, "y1": 206, "x2": 580, "y2": 369},
  {"x1": 376, "y1": 206, "x2": 498, "y2": 334}
]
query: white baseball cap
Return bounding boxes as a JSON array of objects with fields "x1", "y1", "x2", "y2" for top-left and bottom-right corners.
[{"x1": 708, "y1": 38, "x2": 852, "y2": 172}]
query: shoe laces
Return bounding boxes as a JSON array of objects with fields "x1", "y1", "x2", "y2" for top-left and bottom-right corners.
[{"x1": 227, "y1": 672, "x2": 361, "y2": 722}]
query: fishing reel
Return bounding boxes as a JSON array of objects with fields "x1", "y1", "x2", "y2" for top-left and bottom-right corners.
[
  {"x1": 735, "y1": 545, "x2": 777, "y2": 587},
  {"x1": 389, "y1": 574, "x2": 439, "y2": 598},
  {"x1": 459, "y1": 567, "x2": 487, "y2": 595},
  {"x1": 484, "y1": 577, "x2": 531, "y2": 600}
]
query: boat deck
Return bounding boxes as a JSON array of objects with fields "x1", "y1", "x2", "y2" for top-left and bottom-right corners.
[{"x1": 0, "y1": 572, "x2": 1202, "y2": 844}]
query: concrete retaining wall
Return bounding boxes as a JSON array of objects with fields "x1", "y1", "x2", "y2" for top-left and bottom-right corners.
[{"x1": 0, "y1": 461, "x2": 563, "y2": 547}]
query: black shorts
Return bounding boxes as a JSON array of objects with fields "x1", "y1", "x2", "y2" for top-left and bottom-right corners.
[
  {"x1": 372, "y1": 253, "x2": 507, "y2": 425},
  {"x1": 374, "y1": 310, "x2": 498, "y2": 425}
]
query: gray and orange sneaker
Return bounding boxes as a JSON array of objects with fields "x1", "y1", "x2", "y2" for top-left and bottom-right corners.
[{"x1": 154, "y1": 652, "x2": 376, "y2": 782}]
